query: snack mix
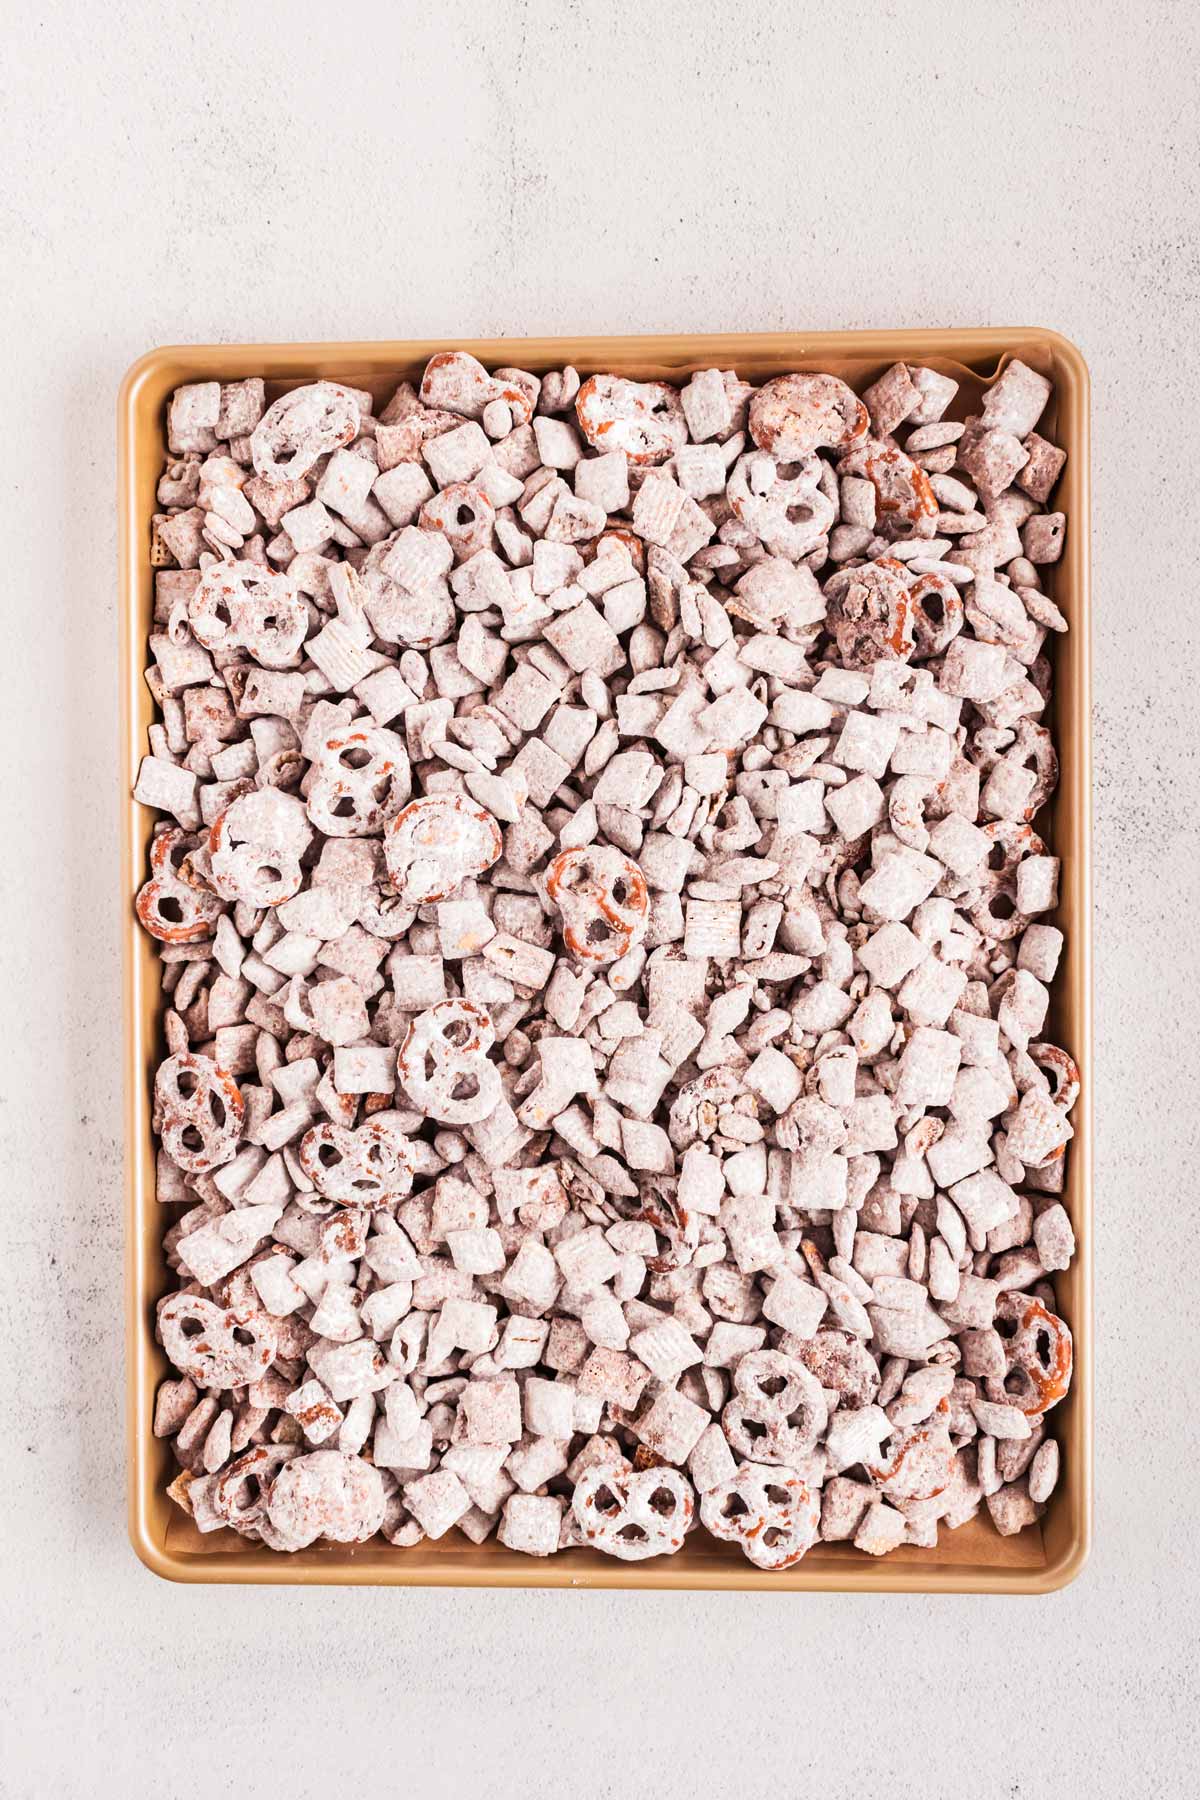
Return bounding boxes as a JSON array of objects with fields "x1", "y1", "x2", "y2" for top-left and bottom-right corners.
[{"x1": 135, "y1": 351, "x2": 1075, "y2": 1565}]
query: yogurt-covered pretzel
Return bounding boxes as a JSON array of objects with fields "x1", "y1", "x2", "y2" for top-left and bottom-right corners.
[
  {"x1": 545, "y1": 845, "x2": 649, "y2": 965},
  {"x1": 250, "y1": 381, "x2": 361, "y2": 483},
  {"x1": 136, "y1": 828, "x2": 224, "y2": 943},
  {"x1": 154, "y1": 1050, "x2": 244, "y2": 1173},
  {"x1": 575, "y1": 375, "x2": 687, "y2": 464},
  {"x1": 209, "y1": 788, "x2": 313, "y2": 907},
  {"x1": 397, "y1": 998, "x2": 502, "y2": 1125},
  {"x1": 700, "y1": 1462, "x2": 821, "y2": 1569},
  {"x1": 749, "y1": 372, "x2": 869, "y2": 459},
  {"x1": 299, "y1": 1118, "x2": 416, "y2": 1204},
  {"x1": 384, "y1": 791, "x2": 503, "y2": 905},
  {"x1": 726, "y1": 450, "x2": 836, "y2": 558},
  {"x1": 572, "y1": 1464, "x2": 693, "y2": 1561},
  {"x1": 823, "y1": 557, "x2": 915, "y2": 668},
  {"x1": 306, "y1": 726, "x2": 411, "y2": 837},
  {"x1": 264, "y1": 1449, "x2": 387, "y2": 1551},
  {"x1": 991, "y1": 1294, "x2": 1073, "y2": 1415},
  {"x1": 159, "y1": 1293, "x2": 277, "y2": 1388},
  {"x1": 721, "y1": 1349, "x2": 828, "y2": 1465},
  {"x1": 187, "y1": 560, "x2": 309, "y2": 666}
]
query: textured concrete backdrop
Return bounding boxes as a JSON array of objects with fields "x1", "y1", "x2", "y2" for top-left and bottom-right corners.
[{"x1": 2, "y1": 2, "x2": 1196, "y2": 1794}]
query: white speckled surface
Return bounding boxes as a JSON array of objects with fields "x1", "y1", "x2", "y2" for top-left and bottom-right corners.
[{"x1": 1, "y1": 1, "x2": 1196, "y2": 1791}]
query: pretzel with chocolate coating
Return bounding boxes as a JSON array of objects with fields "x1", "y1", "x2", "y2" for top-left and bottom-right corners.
[
  {"x1": 545, "y1": 845, "x2": 649, "y2": 965},
  {"x1": 154, "y1": 1050, "x2": 244, "y2": 1173},
  {"x1": 299, "y1": 1118, "x2": 416, "y2": 1205},
  {"x1": 136, "y1": 828, "x2": 224, "y2": 943},
  {"x1": 306, "y1": 726, "x2": 411, "y2": 837},
  {"x1": 575, "y1": 374, "x2": 687, "y2": 464},
  {"x1": 159, "y1": 1293, "x2": 277, "y2": 1387},
  {"x1": 700, "y1": 1462, "x2": 821, "y2": 1569},
  {"x1": 188, "y1": 560, "x2": 309, "y2": 666},
  {"x1": 384, "y1": 791, "x2": 503, "y2": 905},
  {"x1": 749, "y1": 372, "x2": 869, "y2": 459},
  {"x1": 572, "y1": 1464, "x2": 693, "y2": 1561},
  {"x1": 397, "y1": 998, "x2": 502, "y2": 1125},
  {"x1": 250, "y1": 381, "x2": 360, "y2": 483}
]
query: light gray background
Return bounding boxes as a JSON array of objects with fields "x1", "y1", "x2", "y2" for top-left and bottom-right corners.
[{"x1": 2, "y1": 2, "x2": 1196, "y2": 1794}]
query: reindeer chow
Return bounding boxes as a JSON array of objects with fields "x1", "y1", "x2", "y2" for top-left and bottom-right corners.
[{"x1": 137, "y1": 353, "x2": 1075, "y2": 1566}]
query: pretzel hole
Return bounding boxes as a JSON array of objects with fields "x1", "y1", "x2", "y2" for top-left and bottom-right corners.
[
  {"x1": 450, "y1": 1074, "x2": 480, "y2": 1103},
  {"x1": 232, "y1": 1474, "x2": 262, "y2": 1512},
  {"x1": 720, "y1": 1492, "x2": 750, "y2": 1520},
  {"x1": 442, "y1": 1018, "x2": 472, "y2": 1048},
  {"x1": 180, "y1": 1125, "x2": 204, "y2": 1153},
  {"x1": 1034, "y1": 1329, "x2": 1053, "y2": 1365},
  {"x1": 996, "y1": 1315, "x2": 1019, "y2": 1339},
  {"x1": 213, "y1": 600, "x2": 232, "y2": 628},
  {"x1": 318, "y1": 1144, "x2": 343, "y2": 1168},
  {"x1": 785, "y1": 502, "x2": 814, "y2": 525},
  {"x1": 648, "y1": 1486, "x2": 677, "y2": 1517},
  {"x1": 232, "y1": 1326, "x2": 257, "y2": 1347},
  {"x1": 209, "y1": 1093, "x2": 227, "y2": 1128},
  {"x1": 257, "y1": 865, "x2": 283, "y2": 886},
  {"x1": 340, "y1": 746, "x2": 373, "y2": 771},
  {"x1": 586, "y1": 918, "x2": 613, "y2": 945},
  {"x1": 611, "y1": 879, "x2": 628, "y2": 905},
  {"x1": 921, "y1": 593, "x2": 945, "y2": 625},
  {"x1": 757, "y1": 1374, "x2": 787, "y2": 1398},
  {"x1": 180, "y1": 1317, "x2": 204, "y2": 1338},
  {"x1": 762, "y1": 1527, "x2": 788, "y2": 1549},
  {"x1": 332, "y1": 797, "x2": 357, "y2": 818},
  {"x1": 176, "y1": 1069, "x2": 199, "y2": 1098},
  {"x1": 765, "y1": 1484, "x2": 792, "y2": 1507},
  {"x1": 157, "y1": 896, "x2": 184, "y2": 923},
  {"x1": 988, "y1": 892, "x2": 1016, "y2": 921},
  {"x1": 741, "y1": 1417, "x2": 768, "y2": 1441},
  {"x1": 593, "y1": 1484, "x2": 621, "y2": 1516},
  {"x1": 454, "y1": 503, "x2": 477, "y2": 527}
]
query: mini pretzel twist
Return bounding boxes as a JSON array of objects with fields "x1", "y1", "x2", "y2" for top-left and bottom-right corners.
[
  {"x1": 299, "y1": 1118, "x2": 416, "y2": 1205},
  {"x1": 250, "y1": 381, "x2": 361, "y2": 482},
  {"x1": 575, "y1": 374, "x2": 688, "y2": 464},
  {"x1": 153, "y1": 1050, "x2": 244, "y2": 1173},
  {"x1": 397, "y1": 998, "x2": 502, "y2": 1126},
  {"x1": 700, "y1": 1462, "x2": 821, "y2": 1569},
  {"x1": 159, "y1": 1293, "x2": 277, "y2": 1388},
  {"x1": 208, "y1": 788, "x2": 313, "y2": 907},
  {"x1": 545, "y1": 845, "x2": 649, "y2": 965},
  {"x1": 748, "y1": 372, "x2": 869, "y2": 459},
  {"x1": 721, "y1": 1349, "x2": 829, "y2": 1465},
  {"x1": 306, "y1": 727, "x2": 411, "y2": 838},
  {"x1": 188, "y1": 560, "x2": 309, "y2": 666},
  {"x1": 384, "y1": 791, "x2": 503, "y2": 904},
  {"x1": 572, "y1": 1465, "x2": 694, "y2": 1561},
  {"x1": 135, "y1": 827, "x2": 224, "y2": 943}
]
